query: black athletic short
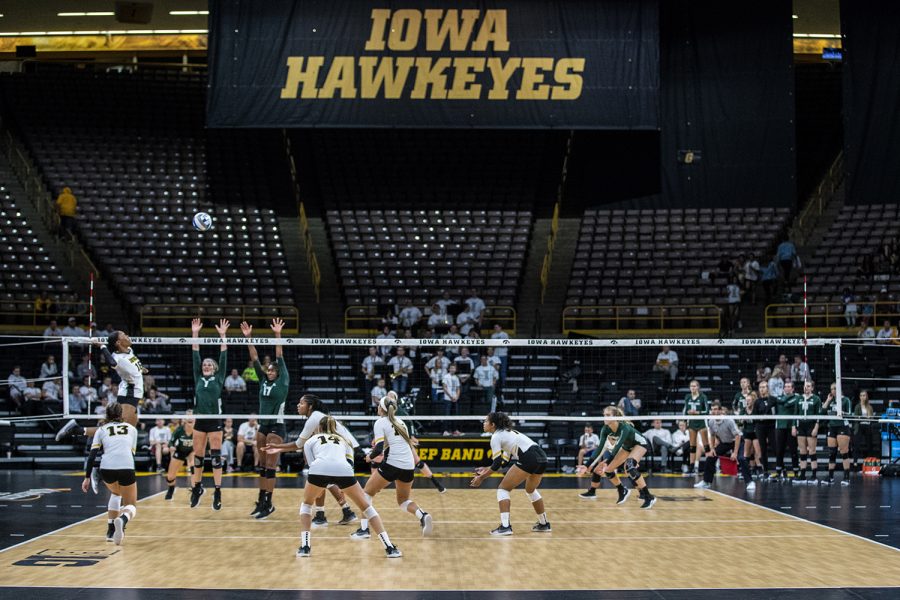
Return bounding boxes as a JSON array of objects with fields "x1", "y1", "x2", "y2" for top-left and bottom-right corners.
[
  {"x1": 797, "y1": 422, "x2": 818, "y2": 437},
  {"x1": 828, "y1": 425, "x2": 851, "y2": 438},
  {"x1": 193, "y1": 418, "x2": 223, "y2": 433},
  {"x1": 173, "y1": 447, "x2": 192, "y2": 462},
  {"x1": 258, "y1": 423, "x2": 286, "y2": 438},
  {"x1": 513, "y1": 445, "x2": 548, "y2": 475},
  {"x1": 307, "y1": 473, "x2": 357, "y2": 489},
  {"x1": 378, "y1": 461, "x2": 415, "y2": 483},
  {"x1": 100, "y1": 468, "x2": 136, "y2": 486},
  {"x1": 116, "y1": 395, "x2": 139, "y2": 408},
  {"x1": 743, "y1": 431, "x2": 757, "y2": 441}
]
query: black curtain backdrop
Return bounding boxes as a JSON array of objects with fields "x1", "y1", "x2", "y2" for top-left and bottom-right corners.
[
  {"x1": 659, "y1": 1, "x2": 795, "y2": 208},
  {"x1": 840, "y1": 1, "x2": 900, "y2": 205}
]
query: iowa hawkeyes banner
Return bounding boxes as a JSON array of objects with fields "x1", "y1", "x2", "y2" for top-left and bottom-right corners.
[{"x1": 207, "y1": 0, "x2": 659, "y2": 128}]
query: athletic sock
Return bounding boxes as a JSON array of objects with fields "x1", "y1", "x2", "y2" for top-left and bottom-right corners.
[
  {"x1": 301, "y1": 531, "x2": 311, "y2": 548},
  {"x1": 500, "y1": 512, "x2": 510, "y2": 527},
  {"x1": 107, "y1": 518, "x2": 114, "y2": 524},
  {"x1": 360, "y1": 518, "x2": 369, "y2": 531},
  {"x1": 415, "y1": 508, "x2": 425, "y2": 519},
  {"x1": 538, "y1": 512, "x2": 547, "y2": 525},
  {"x1": 377, "y1": 531, "x2": 393, "y2": 549},
  {"x1": 339, "y1": 500, "x2": 349, "y2": 509}
]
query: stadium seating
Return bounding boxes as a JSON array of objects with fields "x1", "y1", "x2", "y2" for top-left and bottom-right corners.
[
  {"x1": 566, "y1": 206, "x2": 793, "y2": 307},
  {"x1": 0, "y1": 68, "x2": 295, "y2": 315}
]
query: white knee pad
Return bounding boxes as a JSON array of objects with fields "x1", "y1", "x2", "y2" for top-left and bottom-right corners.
[
  {"x1": 497, "y1": 488, "x2": 511, "y2": 502},
  {"x1": 364, "y1": 506, "x2": 379, "y2": 520},
  {"x1": 122, "y1": 505, "x2": 136, "y2": 520},
  {"x1": 299, "y1": 503, "x2": 313, "y2": 516},
  {"x1": 399, "y1": 500, "x2": 413, "y2": 512},
  {"x1": 108, "y1": 495, "x2": 121, "y2": 511},
  {"x1": 525, "y1": 490, "x2": 541, "y2": 502}
]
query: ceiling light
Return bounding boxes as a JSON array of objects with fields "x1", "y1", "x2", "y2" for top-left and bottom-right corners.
[
  {"x1": 170, "y1": 10, "x2": 209, "y2": 16},
  {"x1": 58, "y1": 12, "x2": 115, "y2": 17}
]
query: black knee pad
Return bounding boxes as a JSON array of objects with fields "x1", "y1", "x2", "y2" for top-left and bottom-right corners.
[
  {"x1": 193, "y1": 456, "x2": 205, "y2": 469},
  {"x1": 798, "y1": 452, "x2": 807, "y2": 460},
  {"x1": 689, "y1": 446, "x2": 697, "y2": 454},
  {"x1": 166, "y1": 478, "x2": 175, "y2": 485},
  {"x1": 265, "y1": 468, "x2": 277, "y2": 479},
  {"x1": 591, "y1": 472, "x2": 602, "y2": 484},
  {"x1": 256, "y1": 465, "x2": 265, "y2": 476},
  {"x1": 210, "y1": 449, "x2": 223, "y2": 469},
  {"x1": 829, "y1": 448, "x2": 838, "y2": 462},
  {"x1": 625, "y1": 458, "x2": 640, "y2": 480},
  {"x1": 415, "y1": 461, "x2": 424, "y2": 470},
  {"x1": 605, "y1": 470, "x2": 617, "y2": 480},
  {"x1": 840, "y1": 452, "x2": 850, "y2": 461}
]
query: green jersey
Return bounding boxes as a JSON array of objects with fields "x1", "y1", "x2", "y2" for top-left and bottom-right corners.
[
  {"x1": 170, "y1": 426, "x2": 194, "y2": 454},
  {"x1": 395, "y1": 403, "x2": 417, "y2": 437},
  {"x1": 825, "y1": 395, "x2": 852, "y2": 427},
  {"x1": 253, "y1": 356, "x2": 289, "y2": 426},
  {"x1": 193, "y1": 349, "x2": 227, "y2": 415},
  {"x1": 775, "y1": 393, "x2": 799, "y2": 429},
  {"x1": 598, "y1": 422, "x2": 647, "y2": 456},
  {"x1": 683, "y1": 392, "x2": 710, "y2": 429},
  {"x1": 735, "y1": 401, "x2": 756, "y2": 434},
  {"x1": 795, "y1": 393, "x2": 822, "y2": 426}
]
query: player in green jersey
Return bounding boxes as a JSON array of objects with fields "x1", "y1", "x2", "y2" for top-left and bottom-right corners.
[
  {"x1": 240, "y1": 318, "x2": 290, "y2": 519},
  {"x1": 188, "y1": 318, "x2": 229, "y2": 510},
  {"x1": 683, "y1": 380, "x2": 710, "y2": 475},
  {"x1": 165, "y1": 413, "x2": 196, "y2": 501},
  {"x1": 823, "y1": 382, "x2": 853, "y2": 486},
  {"x1": 793, "y1": 380, "x2": 822, "y2": 484}
]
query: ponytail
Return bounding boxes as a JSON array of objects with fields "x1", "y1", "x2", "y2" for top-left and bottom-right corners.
[{"x1": 382, "y1": 395, "x2": 413, "y2": 450}]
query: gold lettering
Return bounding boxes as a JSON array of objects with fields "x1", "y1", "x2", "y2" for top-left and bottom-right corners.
[
  {"x1": 450, "y1": 448, "x2": 461, "y2": 461},
  {"x1": 388, "y1": 9, "x2": 421, "y2": 51},
  {"x1": 359, "y1": 57, "x2": 414, "y2": 99},
  {"x1": 516, "y1": 58, "x2": 554, "y2": 100},
  {"x1": 486, "y1": 57, "x2": 520, "y2": 100},
  {"x1": 472, "y1": 10, "x2": 509, "y2": 52},
  {"x1": 461, "y1": 448, "x2": 474, "y2": 461},
  {"x1": 318, "y1": 57, "x2": 357, "y2": 99},
  {"x1": 279, "y1": 56, "x2": 324, "y2": 99},
  {"x1": 440, "y1": 448, "x2": 451, "y2": 460},
  {"x1": 364, "y1": 8, "x2": 391, "y2": 51},
  {"x1": 551, "y1": 58, "x2": 585, "y2": 100},
  {"x1": 424, "y1": 9, "x2": 479, "y2": 51},
  {"x1": 448, "y1": 57, "x2": 485, "y2": 99},
  {"x1": 473, "y1": 448, "x2": 483, "y2": 460},
  {"x1": 411, "y1": 57, "x2": 451, "y2": 99}
]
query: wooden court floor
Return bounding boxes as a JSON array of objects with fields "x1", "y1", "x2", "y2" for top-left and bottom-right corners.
[{"x1": 1, "y1": 485, "x2": 899, "y2": 592}]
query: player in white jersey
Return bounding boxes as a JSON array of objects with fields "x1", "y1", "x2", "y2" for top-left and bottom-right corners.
[
  {"x1": 350, "y1": 392, "x2": 434, "y2": 539},
  {"x1": 81, "y1": 402, "x2": 138, "y2": 545},
  {"x1": 470, "y1": 412, "x2": 550, "y2": 535},
  {"x1": 56, "y1": 330, "x2": 148, "y2": 441},
  {"x1": 277, "y1": 415, "x2": 401, "y2": 558},
  {"x1": 264, "y1": 394, "x2": 358, "y2": 526}
]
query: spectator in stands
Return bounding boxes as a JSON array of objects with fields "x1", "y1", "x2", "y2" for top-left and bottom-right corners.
[
  {"x1": 41, "y1": 376, "x2": 62, "y2": 410},
  {"x1": 465, "y1": 289, "x2": 486, "y2": 318},
  {"x1": 576, "y1": 424, "x2": 600, "y2": 469},
  {"x1": 643, "y1": 420, "x2": 675, "y2": 473},
  {"x1": 6, "y1": 366, "x2": 27, "y2": 411},
  {"x1": 435, "y1": 291, "x2": 457, "y2": 314},
  {"x1": 454, "y1": 347, "x2": 475, "y2": 407},
  {"x1": 225, "y1": 368, "x2": 247, "y2": 395},
  {"x1": 456, "y1": 307, "x2": 481, "y2": 336},
  {"x1": 790, "y1": 355, "x2": 810, "y2": 385},
  {"x1": 443, "y1": 324, "x2": 462, "y2": 359},
  {"x1": 474, "y1": 354, "x2": 499, "y2": 413},
  {"x1": 388, "y1": 346, "x2": 413, "y2": 395},
  {"x1": 76, "y1": 354, "x2": 97, "y2": 382},
  {"x1": 40, "y1": 355, "x2": 59, "y2": 380},
  {"x1": 398, "y1": 301, "x2": 423, "y2": 333},
  {"x1": 381, "y1": 308, "x2": 398, "y2": 331},
  {"x1": 221, "y1": 418, "x2": 236, "y2": 472},
  {"x1": 21, "y1": 380, "x2": 42, "y2": 416},
  {"x1": 242, "y1": 359, "x2": 259, "y2": 383},
  {"x1": 768, "y1": 366, "x2": 786, "y2": 397},
  {"x1": 876, "y1": 320, "x2": 897, "y2": 344},
  {"x1": 361, "y1": 346, "x2": 384, "y2": 398},
  {"x1": 98, "y1": 323, "x2": 116, "y2": 338},
  {"x1": 776, "y1": 238, "x2": 797, "y2": 283},
  {"x1": 94, "y1": 396, "x2": 108, "y2": 418},
  {"x1": 76, "y1": 375, "x2": 98, "y2": 411},
  {"x1": 775, "y1": 354, "x2": 790, "y2": 375},
  {"x1": 857, "y1": 318, "x2": 876, "y2": 343},
  {"x1": 843, "y1": 290, "x2": 859, "y2": 327},
  {"x1": 55, "y1": 187, "x2": 77, "y2": 237},
  {"x1": 237, "y1": 416, "x2": 259, "y2": 471},
  {"x1": 143, "y1": 386, "x2": 170, "y2": 414},
  {"x1": 491, "y1": 323, "x2": 510, "y2": 387},
  {"x1": 61, "y1": 317, "x2": 84, "y2": 338},
  {"x1": 427, "y1": 303, "x2": 452, "y2": 330},
  {"x1": 672, "y1": 420, "x2": 691, "y2": 473},
  {"x1": 742, "y1": 255, "x2": 761, "y2": 303},
  {"x1": 853, "y1": 390, "x2": 879, "y2": 467},
  {"x1": 755, "y1": 362, "x2": 772, "y2": 385},
  {"x1": 653, "y1": 345, "x2": 678, "y2": 389},
  {"x1": 370, "y1": 377, "x2": 388, "y2": 414},
  {"x1": 98, "y1": 376, "x2": 116, "y2": 405},
  {"x1": 425, "y1": 348, "x2": 450, "y2": 403},
  {"x1": 34, "y1": 291, "x2": 53, "y2": 317},
  {"x1": 43, "y1": 319, "x2": 63, "y2": 338},
  {"x1": 618, "y1": 389, "x2": 641, "y2": 417},
  {"x1": 149, "y1": 418, "x2": 172, "y2": 473},
  {"x1": 724, "y1": 277, "x2": 742, "y2": 334},
  {"x1": 375, "y1": 325, "x2": 395, "y2": 359},
  {"x1": 441, "y1": 363, "x2": 461, "y2": 437},
  {"x1": 760, "y1": 258, "x2": 778, "y2": 303}
]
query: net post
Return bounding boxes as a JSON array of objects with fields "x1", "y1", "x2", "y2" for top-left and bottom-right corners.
[
  {"x1": 61, "y1": 336, "x2": 69, "y2": 416},
  {"x1": 834, "y1": 338, "x2": 842, "y2": 416}
]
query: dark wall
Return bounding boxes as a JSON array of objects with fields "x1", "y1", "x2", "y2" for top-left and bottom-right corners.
[
  {"x1": 659, "y1": 1, "x2": 796, "y2": 208},
  {"x1": 795, "y1": 62, "x2": 843, "y2": 202},
  {"x1": 841, "y1": 1, "x2": 900, "y2": 205}
]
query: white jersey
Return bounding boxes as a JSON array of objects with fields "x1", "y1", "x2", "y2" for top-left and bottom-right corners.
[
  {"x1": 373, "y1": 416, "x2": 415, "y2": 470},
  {"x1": 91, "y1": 422, "x2": 137, "y2": 470},
  {"x1": 303, "y1": 434, "x2": 354, "y2": 477},
  {"x1": 490, "y1": 429, "x2": 536, "y2": 462},
  {"x1": 295, "y1": 410, "x2": 359, "y2": 449},
  {"x1": 113, "y1": 350, "x2": 144, "y2": 399}
]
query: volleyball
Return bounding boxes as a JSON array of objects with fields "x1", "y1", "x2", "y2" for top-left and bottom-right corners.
[{"x1": 192, "y1": 212, "x2": 213, "y2": 232}]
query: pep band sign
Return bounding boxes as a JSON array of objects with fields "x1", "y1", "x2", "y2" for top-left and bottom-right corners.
[{"x1": 207, "y1": 0, "x2": 659, "y2": 128}]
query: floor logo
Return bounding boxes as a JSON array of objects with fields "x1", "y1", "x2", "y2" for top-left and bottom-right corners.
[
  {"x1": 13, "y1": 549, "x2": 119, "y2": 568},
  {"x1": 0, "y1": 488, "x2": 69, "y2": 502}
]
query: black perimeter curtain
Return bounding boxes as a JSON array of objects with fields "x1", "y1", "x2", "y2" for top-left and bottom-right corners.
[
  {"x1": 841, "y1": 1, "x2": 900, "y2": 205},
  {"x1": 660, "y1": 1, "x2": 795, "y2": 207}
]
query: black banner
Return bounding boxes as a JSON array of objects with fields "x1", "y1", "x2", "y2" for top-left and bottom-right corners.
[
  {"x1": 208, "y1": 0, "x2": 659, "y2": 129},
  {"x1": 415, "y1": 437, "x2": 492, "y2": 467}
]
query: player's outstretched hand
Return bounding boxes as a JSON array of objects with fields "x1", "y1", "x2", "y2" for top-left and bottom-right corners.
[
  {"x1": 191, "y1": 318, "x2": 203, "y2": 336},
  {"x1": 240, "y1": 321, "x2": 253, "y2": 338}
]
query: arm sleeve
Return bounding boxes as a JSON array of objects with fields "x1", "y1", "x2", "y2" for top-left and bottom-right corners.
[
  {"x1": 217, "y1": 350, "x2": 228, "y2": 383},
  {"x1": 100, "y1": 346, "x2": 117, "y2": 367},
  {"x1": 192, "y1": 350, "x2": 201, "y2": 381},
  {"x1": 277, "y1": 356, "x2": 289, "y2": 385},
  {"x1": 369, "y1": 441, "x2": 385, "y2": 461},
  {"x1": 85, "y1": 447, "x2": 100, "y2": 478}
]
